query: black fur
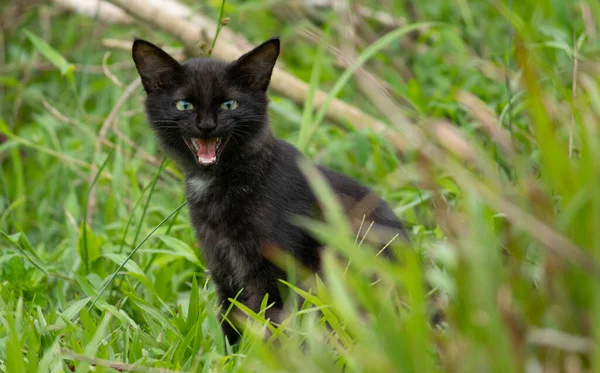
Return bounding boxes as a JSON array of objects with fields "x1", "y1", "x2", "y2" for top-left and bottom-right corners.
[{"x1": 132, "y1": 38, "x2": 408, "y2": 343}]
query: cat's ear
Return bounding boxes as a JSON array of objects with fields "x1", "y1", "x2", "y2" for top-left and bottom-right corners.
[
  {"x1": 132, "y1": 39, "x2": 183, "y2": 92},
  {"x1": 229, "y1": 38, "x2": 280, "y2": 91}
]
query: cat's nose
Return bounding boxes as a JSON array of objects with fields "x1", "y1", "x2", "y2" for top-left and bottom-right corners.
[{"x1": 196, "y1": 119, "x2": 217, "y2": 132}]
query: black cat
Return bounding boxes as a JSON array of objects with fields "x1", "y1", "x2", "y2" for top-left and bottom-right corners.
[{"x1": 132, "y1": 37, "x2": 408, "y2": 343}]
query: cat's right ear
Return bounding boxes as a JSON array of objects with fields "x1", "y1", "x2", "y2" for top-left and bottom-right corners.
[{"x1": 132, "y1": 39, "x2": 182, "y2": 92}]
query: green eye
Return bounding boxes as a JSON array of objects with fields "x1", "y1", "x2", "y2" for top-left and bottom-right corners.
[
  {"x1": 220, "y1": 100, "x2": 239, "y2": 110},
  {"x1": 175, "y1": 100, "x2": 194, "y2": 111}
]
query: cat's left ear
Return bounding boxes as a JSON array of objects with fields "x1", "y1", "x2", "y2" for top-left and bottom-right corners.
[
  {"x1": 132, "y1": 39, "x2": 183, "y2": 92},
  {"x1": 229, "y1": 38, "x2": 280, "y2": 91}
]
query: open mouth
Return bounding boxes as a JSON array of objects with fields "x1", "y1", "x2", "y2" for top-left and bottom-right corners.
[{"x1": 183, "y1": 137, "x2": 225, "y2": 166}]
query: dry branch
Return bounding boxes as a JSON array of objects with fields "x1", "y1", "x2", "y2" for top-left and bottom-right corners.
[
  {"x1": 102, "y1": 38, "x2": 185, "y2": 60},
  {"x1": 54, "y1": 0, "x2": 134, "y2": 24},
  {"x1": 457, "y1": 90, "x2": 514, "y2": 154},
  {"x1": 527, "y1": 328, "x2": 593, "y2": 354}
]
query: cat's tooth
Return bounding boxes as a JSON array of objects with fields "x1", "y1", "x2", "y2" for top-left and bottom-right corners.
[{"x1": 187, "y1": 138, "x2": 195, "y2": 151}]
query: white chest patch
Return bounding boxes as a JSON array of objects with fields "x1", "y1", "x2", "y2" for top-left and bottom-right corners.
[{"x1": 186, "y1": 175, "x2": 212, "y2": 201}]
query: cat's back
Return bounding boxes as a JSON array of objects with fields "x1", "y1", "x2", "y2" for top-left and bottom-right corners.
[
  {"x1": 273, "y1": 140, "x2": 407, "y2": 241},
  {"x1": 270, "y1": 140, "x2": 405, "y2": 229}
]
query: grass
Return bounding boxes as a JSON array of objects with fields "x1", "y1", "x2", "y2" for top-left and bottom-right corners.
[{"x1": 1, "y1": 0, "x2": 600, "y2": 371}]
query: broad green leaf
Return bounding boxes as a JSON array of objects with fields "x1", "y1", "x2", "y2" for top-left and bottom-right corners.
[
  {"x1": 56, "y1": 297, "x2": 92, "y2": 328},
  {"x1": 104, "y1": 253, "x2": 144, "y2": 275},
  {"x1": 23, "y1": 29, "x2": 74, "y2": 76},
  {"x1": 157, "y1": 235, "x2": 204, "y2": 268}
]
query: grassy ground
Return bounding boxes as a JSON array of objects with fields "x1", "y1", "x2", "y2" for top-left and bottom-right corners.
[{"x1": 1, "y1": 0, "x2": 600, "y2": 372}]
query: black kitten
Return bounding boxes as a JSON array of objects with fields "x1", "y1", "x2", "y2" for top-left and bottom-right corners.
[{"x1": 132, "y1": 37, "x2": 408, "y2": 343}]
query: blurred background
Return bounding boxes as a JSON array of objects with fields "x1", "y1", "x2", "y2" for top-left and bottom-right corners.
[{"x1": 1, "y1": 0, "x2": 600, "y2": 372}]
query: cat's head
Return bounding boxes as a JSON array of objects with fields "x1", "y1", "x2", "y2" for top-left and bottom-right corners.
[{"x1": 132, "y1": 38, "x2": 280, "y2": 170}]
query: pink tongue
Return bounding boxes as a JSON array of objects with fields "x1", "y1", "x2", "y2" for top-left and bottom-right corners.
[{"x1": 196, "y1": 138, "x2": 217, "y2": 162}]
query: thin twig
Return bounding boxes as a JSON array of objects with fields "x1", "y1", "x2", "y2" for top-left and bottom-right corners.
[
  {"x1": 42, "y1": 98, "x2": 111, "y2": 148},
  {"x1": 112, "y1": 124, "x2": 176, "y2": 174},
  {"x1": 61, "y1": 349, "x2": 188, "y2": 373},
  {"x1": 457, "y1": 90, "x2": 514, "y2": 155},
  {"x1": 102, "y1": 51, "x2": 124, "y2": 88},
  {"x1": 527, "y1": 328, "x2": 592, "y2": 354},
  {"x1": 42, "y1": 98, "x2": 76, "y2": 124},
  {"x1": 581, "y1": 2, "x2": 596, "y2": 41}
]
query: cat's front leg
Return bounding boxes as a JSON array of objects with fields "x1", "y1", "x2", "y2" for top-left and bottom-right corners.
[
  {"x1": 242, "y1": 264, "x2": 286, "y2": 325},
  {"x1": 208, "y1": 266, "x2": 242, "y2": 343}
]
